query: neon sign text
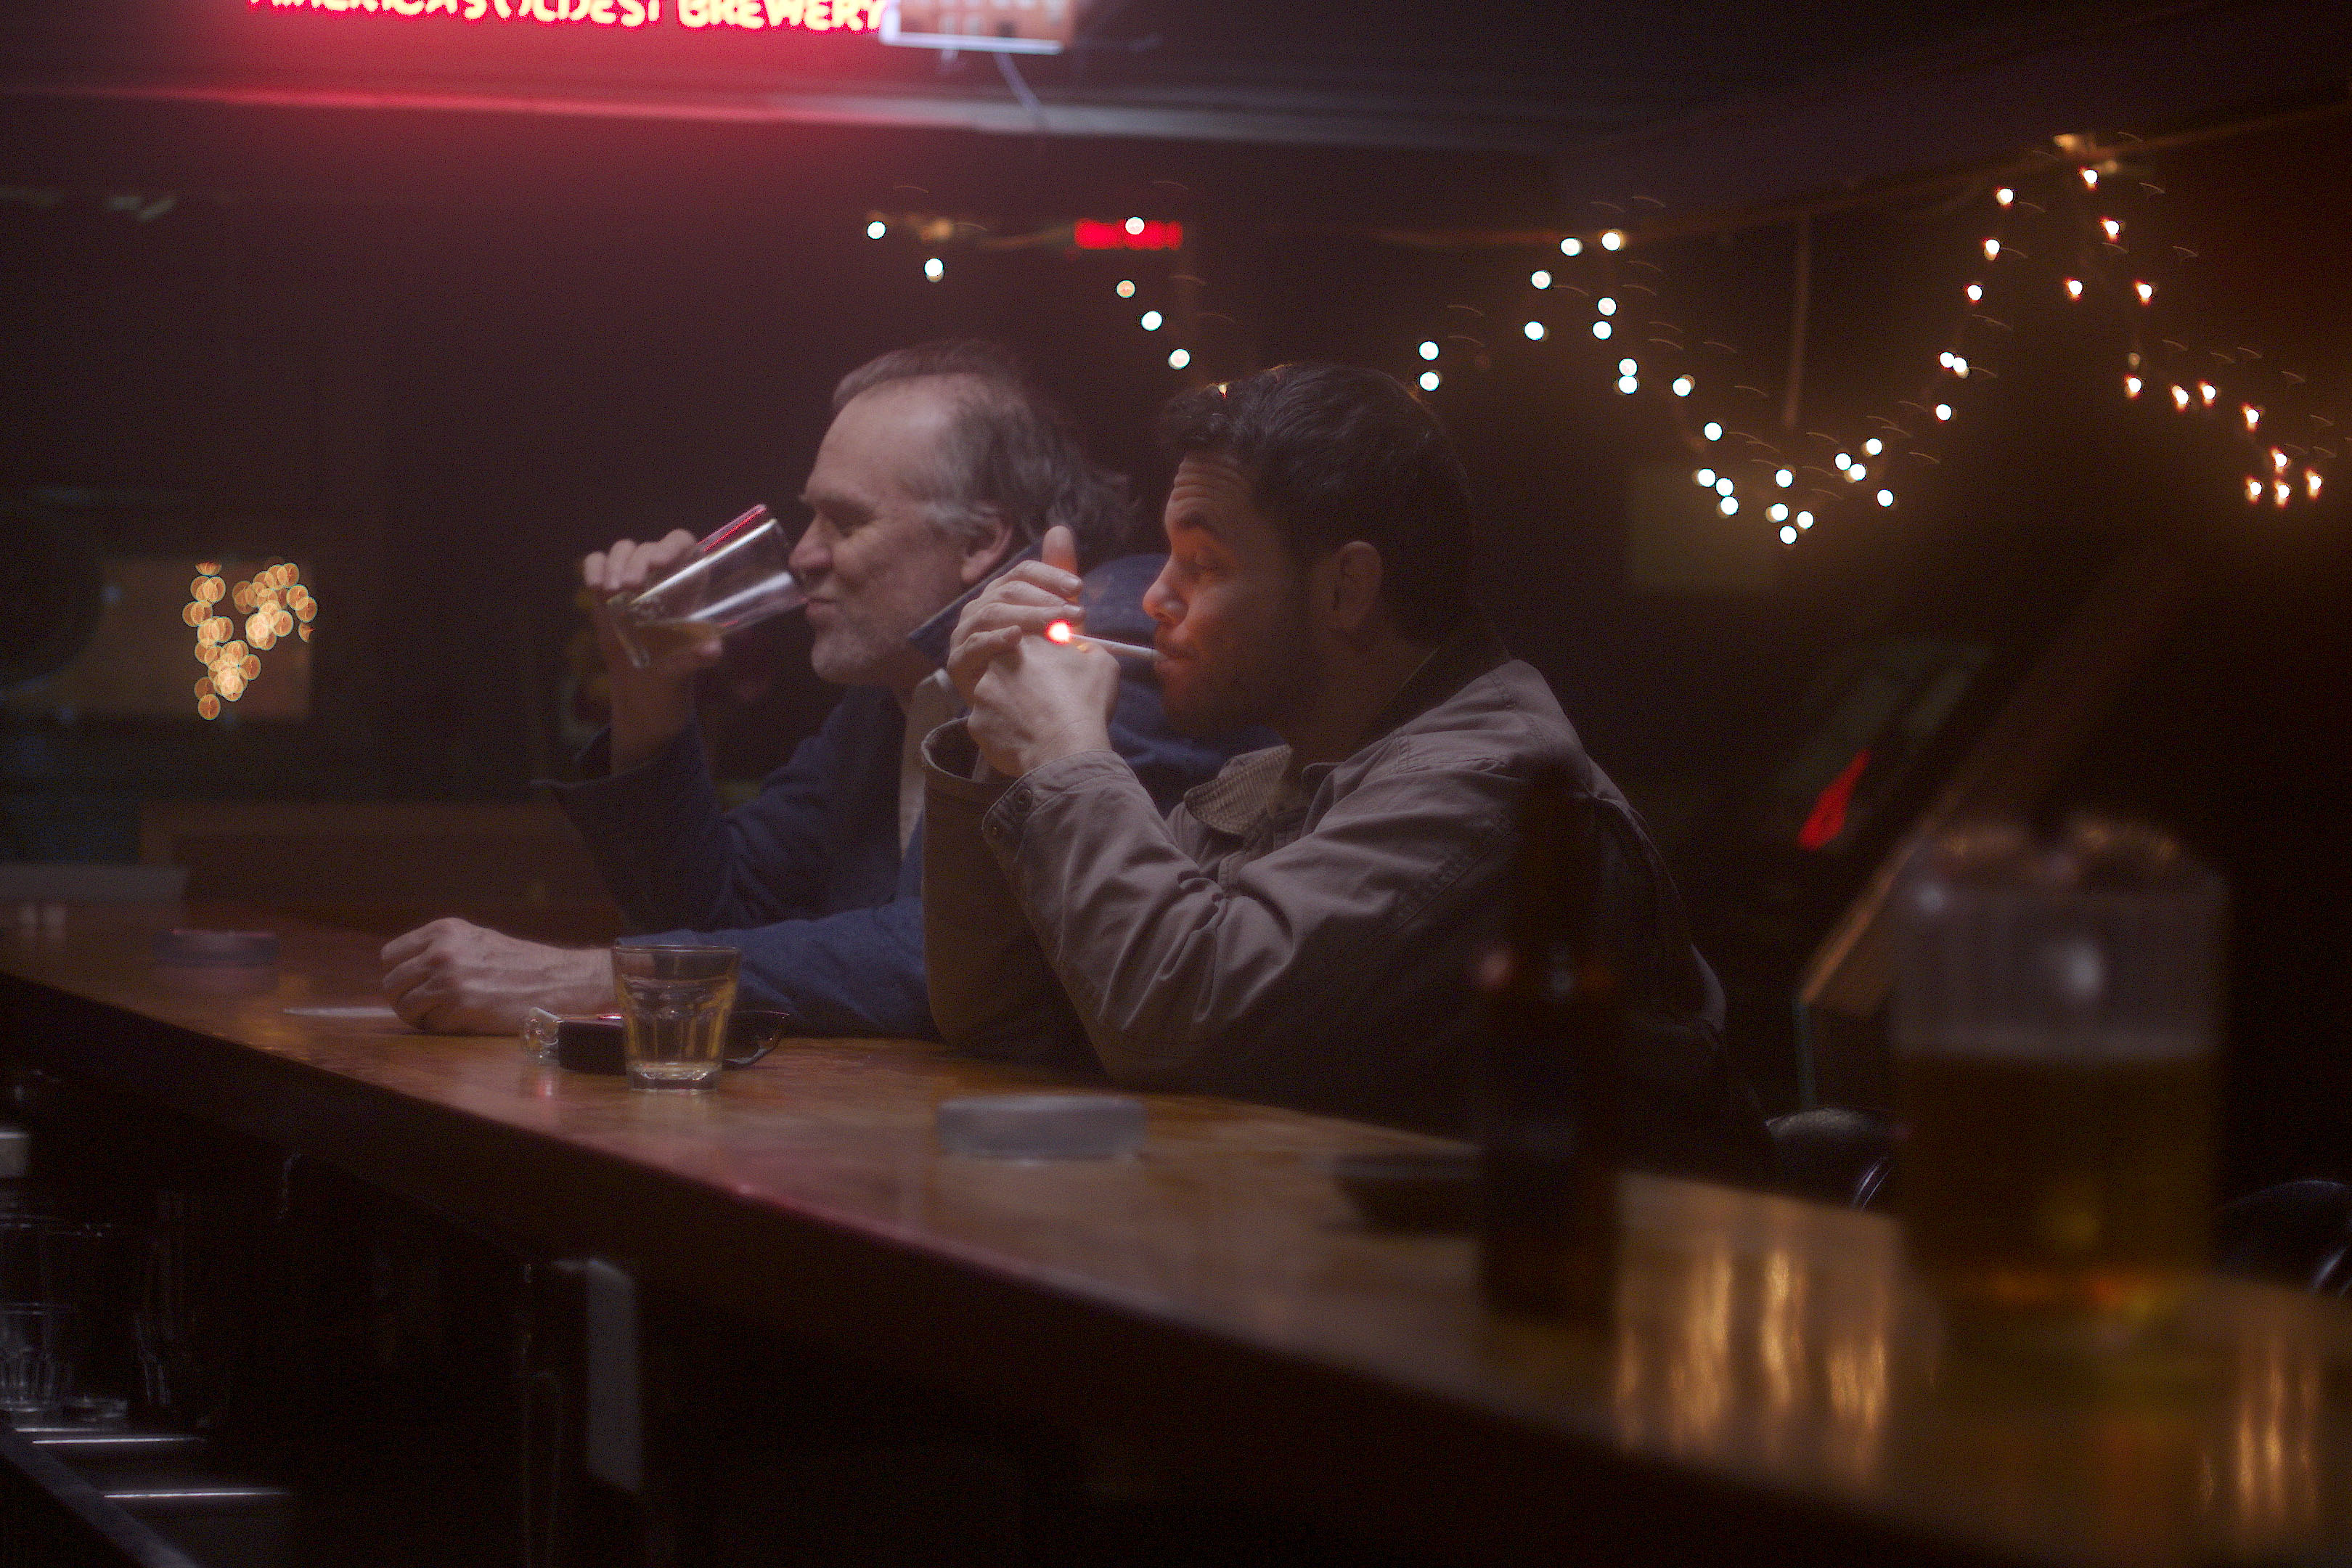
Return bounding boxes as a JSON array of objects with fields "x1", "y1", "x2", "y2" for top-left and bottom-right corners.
[{"x1": 248, "y1": 0, "x2": 885, "y2": 31}]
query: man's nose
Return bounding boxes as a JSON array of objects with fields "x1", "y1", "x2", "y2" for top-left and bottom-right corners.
[
  {"x1": 1142, "y1": 565, "x2": 1181, "y2": 628},
  {"x1": 788, "y1": 527, "x2": 829, "y2": 581}
]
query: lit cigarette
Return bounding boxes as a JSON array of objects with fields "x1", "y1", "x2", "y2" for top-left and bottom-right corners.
[{"x1": 1045, "y1": 621, "x2": 1157, "y2": 662}]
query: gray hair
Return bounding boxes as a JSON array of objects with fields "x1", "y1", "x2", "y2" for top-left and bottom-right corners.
[{"x1": 831, "y1": 340, "x2": 1138, "y2": 568}]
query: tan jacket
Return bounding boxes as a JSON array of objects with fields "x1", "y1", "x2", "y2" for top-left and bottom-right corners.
[{"x1": 923, "y1": 623, "x2": 1765, "y2": 1169}]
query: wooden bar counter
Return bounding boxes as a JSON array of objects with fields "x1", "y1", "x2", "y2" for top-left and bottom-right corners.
[{"x1": 4, "y1": 902, "x2": 2351, "y2": 1567}]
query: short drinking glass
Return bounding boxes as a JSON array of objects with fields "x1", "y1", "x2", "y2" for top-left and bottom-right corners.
[{"x1": 612, "y1": 945, "x2": 740, "y2": 1092}]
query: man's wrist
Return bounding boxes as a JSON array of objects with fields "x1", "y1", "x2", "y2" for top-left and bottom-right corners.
[{"x1": 1015, "y1": 721, "x2": 1114, "y2": 777}]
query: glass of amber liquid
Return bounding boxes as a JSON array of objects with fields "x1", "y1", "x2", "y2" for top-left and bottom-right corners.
[
  {"x1": 608, "y1": 505, "x2": 807, "y2": 669},
  {"x1": 612, "y1": 945, "x2": 740, "y2": 1092},
  {"x1": 1895, "y1": 820, "x2": 2224, "y2": 1351}
]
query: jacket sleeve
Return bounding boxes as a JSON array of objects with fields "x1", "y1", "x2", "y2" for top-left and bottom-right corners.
[
  {"x1": 541, "y1": 713, "x2": 839, "y2": 934},
  {"x1": 954, "y1": 742, "x2": 1522, "y2": 1103},
  {"x1": 625, "y1": 844, "x2": 937, "y2": 1040},
  {"x1": 920, "y1": 721, "x2": 1106, "y2": 1071}
]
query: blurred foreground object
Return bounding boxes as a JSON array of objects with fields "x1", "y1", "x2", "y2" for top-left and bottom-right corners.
[
  {"x1": 1476, "y1": 767, "x2": 1622, "y2": 1325},
  {"x1": 1895, "y1": 818, "x2": 2223, "y2": 1349}
]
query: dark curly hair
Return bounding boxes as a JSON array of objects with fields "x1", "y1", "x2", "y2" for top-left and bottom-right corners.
[
  {"x1": 833, "y1": 340, "x2": 1138, "y2": 569},
  {"x1": 1157, "y1": 364, "x2": 1471, "y2": 642}
]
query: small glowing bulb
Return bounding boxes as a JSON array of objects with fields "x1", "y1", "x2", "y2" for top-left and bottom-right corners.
[
  {"x1": 2064, "y1": 277, "x2": 2083, "y2": 299},
  {"x1": 1561, "y1": 237, "x2": 1583, "y2": 256},
  {"x1": 1419, "y1": 340, "x2": 1440, "y2": 361},
  {"x1": 2081, "y1": 167, "x2": 2100, "y2": 187},
  {"x1": 1695, "y1": 468, "x2": 1717, "y2": 488},
  {"x1": 1951, "y1": 357, "x2": 1969, "y2": 377},
  {"x1": 2308, "y1": 471, "x2": 2324, "y2": 500},
  {"x1": 1939, "y1": 351, "x2": 1954, "y2": 368},
  {"x1": 2171, "y1": 385, "x2": 2191, "y2": 412},
  {"x1": 1601, "y1": 229, "x2": 1625, "y2": 250},
  {"x1": 1618, "y1": 358, "x2": 1638, "y2": 375},
  {"x1": 865, "y1": 219, "x2": 886, "y2": 240},
  {"x1": 1591, "y1": 320, "x2": 1612, "y2": 340},
  {"x1": 1936, "y1": 402, "x2": 1954, "y2": 420},
  {"x1": 1168, "y1": 348, "x2": 1191, "y2": 369},
  {"x1": 1617, "y1": 376, "x2": 1640, "y2": 394},
  {"x1": 1877, "y1": 489, "x2": 1894, "y2": 507},
  {"x1": 1864, "y1": 438, "x2": 1883, "y2": 456},
  {"x1": 1780, "y1": 525, "x2": 1797, "y2": 544},
  {"x1": 1834, "y1": 452, "x2": 1852, "y2": 470},
  {"x1": 1530, "y1": 269, "x2": 1552, "y2": 290},
  {"x1": 1124, "y1": 216, "x2": 1145, "y2": 235},
  {"x1": 1965, "y1": 283, "x2": 1983, "y2": 303},
  {"x1": 2198, "y1": 382, "x2": 2217, "y2": 407},
  {"x1": 1418, "y1": 370, "x2": 1440, "y2": 392},
  {"x1": 1715, "y1": 478, "x2": 1735, "y2": 497},
  {"x1": 1140, "y1": 310, "x2": 1163, "y2": 331},
  {"x1": 1769, "y1": 503, "x2": 1788, "y2": 522},
  {"x1": 1116, "y1": 279, "x2": 1136, "y2": 298},
  {"x1": 1046, "y1": 621, "x2": 1074, "y2": 644},
  {"x1": 923, "y1": 256, "x2": 944, "y2": 281},
  {"x1": 1672, "y1": 376, "x2": 1694, "y2": 397},
  {"x1": 2133, "y1": 280, "x2": 2154, "y2": 305},
  {"x1": 1776, "y1": 468, "x2": 1793, "y2": 487},
  {"x1": 1719, "y1": 497, "x2": 1739, "y2": 516},
  {"x1": 2244, "y1": 404, "x2": 2263, "y2": 431},
  {"x1": 1524, "y1": 320, "x2": 1546, "y2": 341},
  {"x1": 1702, "y1": 422, "x2": 1723, "y2": 442},
  {"x1": 2276, "y1": 480, "x2": 2292, "y2": 507},
  {"x1": 2245, "y1": 476, "x2": 2264, "y2": 503},
  {"x1": 2123, "y1": 378, "x2": 2141, "y2": 400},
  {"x1": 1597, "y1": 297, "x2": 1617, "y2": 316},
  {"x1": 1983, "y1": 238, "x2": 2001, "y2": 261},
  {"x1": 2102, "y1": 218, "x2": 2121, "y2": 240},
  {"x1": 1848, "y1": 465, "x2": 1867, "y2": 482},
  {"x1": 2273, "y1": 448, "x2": 2290, "y2": 473},
  {"x1": 1996, "y1": 187, "x2": 2014, "y2": 205},
  {"x1": 1797, "y1": 511, "x2": 1814, "y2": 529}
]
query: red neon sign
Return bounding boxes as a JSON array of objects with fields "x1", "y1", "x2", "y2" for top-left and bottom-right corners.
[
  {"x1": 247, "y1": 0, "x2": 886, "y2": 33},
  {"x1": 1074, "y1": 219, "x2": 1183, "y2": 251}
]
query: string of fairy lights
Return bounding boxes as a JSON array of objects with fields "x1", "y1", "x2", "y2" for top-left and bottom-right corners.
[{"x1": 862, "y1": 153, "x2": 2337, "y2": 547}]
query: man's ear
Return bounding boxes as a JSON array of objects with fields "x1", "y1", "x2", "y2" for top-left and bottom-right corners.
[
  {"x1": 958, "y1": 510, "x2": 1016, "y2": 587},
  {"x1": 1320, "y1": 540, "x2": 1387, "y2": 640}
]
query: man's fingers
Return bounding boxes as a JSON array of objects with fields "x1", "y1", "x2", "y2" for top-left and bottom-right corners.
[
  {"x1": 1042, "y1": 524, "x2": 1078, "y2": 576},
  {"x1": 581, "y1": 550, "x2": 610, "y2": 592},
  {"x1": 992, "y1": 561, "x2": 1083, "y2": 601}
]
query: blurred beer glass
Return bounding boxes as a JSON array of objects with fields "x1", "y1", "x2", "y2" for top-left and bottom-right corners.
[
  {"x1": 608, "y1": 505, "x2": 806, "y2": 669},
  {"x1": 1894, "y1": 820, "x2": 2224, "y2": 1345},
  {"x1": 612, "y1": 945, "x2": 740, "y2": 1092}
]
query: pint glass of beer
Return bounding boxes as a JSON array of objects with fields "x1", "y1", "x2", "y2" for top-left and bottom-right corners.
[
  {"x1": 1894, "y1": 820, "x2": 2224, "y2": 1344},
  {"x1": 608, "y1": 505, "x2": 807, "y2": 669}
]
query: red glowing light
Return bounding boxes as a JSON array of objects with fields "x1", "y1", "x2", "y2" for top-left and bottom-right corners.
[
  {"x1": 1074, "y1": 220, "x2": 1183, "y2": 251},
  {"x1": 1797, "y1": 749, "x2": 1871, "y2": 852},
  {"x1": 1045, "y1": 621, "x2": 1074, "y2": 644}
]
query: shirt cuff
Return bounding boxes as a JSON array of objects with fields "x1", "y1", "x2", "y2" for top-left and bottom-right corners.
[{"x1": 536, "y1": 716, "x2": 704, "y2": 821}]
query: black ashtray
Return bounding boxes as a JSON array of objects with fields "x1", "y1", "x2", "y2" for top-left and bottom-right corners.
[
  {"x1": 555, "y1": 1010, "x2": 793, "y2": 1075},
  {"x1": 1330, "y1": 1151, "x2": 1482, "y2": 1234}
]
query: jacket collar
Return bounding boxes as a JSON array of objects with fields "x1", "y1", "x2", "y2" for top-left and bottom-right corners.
[
  {"x1": 1183, "y1": 616, "x2": 1511, "y2": 838},
  {"x1": 903, "y1": 541, "x2": 1042, "y2": 669}
]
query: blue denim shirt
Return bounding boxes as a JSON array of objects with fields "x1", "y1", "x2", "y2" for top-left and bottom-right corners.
[{"x1": 543, "y1": 552, "x2": 1259, "y2": 1039}]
